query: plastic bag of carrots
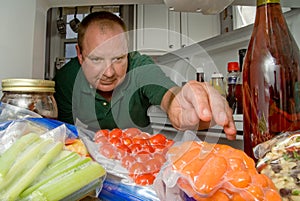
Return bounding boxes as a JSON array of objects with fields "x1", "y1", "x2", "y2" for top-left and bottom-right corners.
[{"x1": 153, "y1": 132, "x2": 281, "y2": 201}]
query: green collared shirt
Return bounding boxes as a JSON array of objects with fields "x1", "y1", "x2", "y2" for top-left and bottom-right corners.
[{"x1": 53, "y1": 51, "x2": 177, "y2": 132}]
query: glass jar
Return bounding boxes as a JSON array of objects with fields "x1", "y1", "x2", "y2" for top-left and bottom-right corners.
[
  {"x1": 210, "y1": 73, "x2": 226, "y2": 97},
  {"x1": 1, "y1": 79, "x2": 58, "y2": 119}
]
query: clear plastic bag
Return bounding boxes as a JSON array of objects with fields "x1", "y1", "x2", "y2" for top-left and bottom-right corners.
[
  {"x1": 154, "y1": 131, "x2": 281, "y2": 201},
  {"x1": 0, "y1": 102, "x2": 42, "y2": 122},
  {"x1": 255, "y1": 130, "x2": 300, "y2": 200},
  {"x1": 78, "y1": 127, "x2": 166, "y2": 201},
  {"x1": 0, "y1": 118, "x2": 78, "y2": 154},
  {"x1": 0, "y1": 119, "x2": 104, "y2": 201},
  {"x1": 78, "y1": 127, "x2": 174, "y2": 186}
]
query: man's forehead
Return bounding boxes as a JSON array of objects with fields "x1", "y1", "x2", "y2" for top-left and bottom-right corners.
[
  {"x1": 84, "y1": 29, "x2": 128, "y2": 56},
  {"x1": 90, "y1": 43, "x2": 128, "y2": 57}
]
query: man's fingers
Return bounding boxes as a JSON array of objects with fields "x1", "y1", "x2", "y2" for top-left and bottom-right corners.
[{"x1": 182, "y1": 82, "x2": 212, "y2": 122}]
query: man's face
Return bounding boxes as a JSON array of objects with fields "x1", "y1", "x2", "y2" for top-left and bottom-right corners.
[{"x1": 77, "y1": 23, "x2": 128, "y2": 92}]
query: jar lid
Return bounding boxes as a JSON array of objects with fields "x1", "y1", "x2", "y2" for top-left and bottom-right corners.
[{"x1": 1, "y1": 78, "x2": 55, "y2": 93}]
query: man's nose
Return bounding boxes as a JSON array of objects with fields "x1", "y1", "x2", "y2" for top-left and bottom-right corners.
[{"x1": 102, "y1": 61, "x2": 115, "y2": 77}]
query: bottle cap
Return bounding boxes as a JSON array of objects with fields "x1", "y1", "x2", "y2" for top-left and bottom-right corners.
[
  {"x1": 227, "y1": 62, "x2": 239, "y2": 71},
  {"x1": 196, "y1": 67, "x2": 204, "y2": 73},
  {"x1": 211, "y1": 73, "x2": 224, "y2": 78}
]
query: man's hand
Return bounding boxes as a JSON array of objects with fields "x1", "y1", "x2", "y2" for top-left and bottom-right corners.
[{"x1": 161, "y1": 80, "x2": 236, "y2": 140}]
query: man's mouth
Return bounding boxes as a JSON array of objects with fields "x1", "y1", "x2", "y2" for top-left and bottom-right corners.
[{"x1": 99, "y1": 79, "x2": 115, "y2": 85}]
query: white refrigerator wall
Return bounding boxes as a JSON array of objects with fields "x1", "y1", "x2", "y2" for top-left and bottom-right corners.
[
  {"x1": 0, "y1": 0, "x2": 50, "y2": 97},
  {"x1": 210, "y1": 9, "x2": 300, "y2": 77},
  {"x1": 156, "y1": 9, "x2": 300, "y2": 84}
]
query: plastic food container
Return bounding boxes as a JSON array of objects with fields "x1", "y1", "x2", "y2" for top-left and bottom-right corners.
[
  {"x1": 255, "y1": 131, "x2": 300, "y2": 200},
  {"x1": 1, "y1": 78, "x2": 58, "y2": 119}
]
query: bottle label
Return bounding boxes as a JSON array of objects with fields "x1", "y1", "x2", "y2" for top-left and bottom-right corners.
[
  {"x1": 227, "y1": 77, "x2": 238, "y2": 85},
  {"x1": 257, "y1": 0, "x2": 280, "y2": 6}
]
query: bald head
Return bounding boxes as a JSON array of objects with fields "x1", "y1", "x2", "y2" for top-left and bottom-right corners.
[{"x1": 77, "y1": 11, "x2": 127, "y2": 53}]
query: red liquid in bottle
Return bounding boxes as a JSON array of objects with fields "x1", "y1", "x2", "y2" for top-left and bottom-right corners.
[
  {"x1": 242, "y1": 0, "x2": 300, "y2": 160},
  {"x1": 235, "y1": 83, "x2": 243, "y2": 114}
]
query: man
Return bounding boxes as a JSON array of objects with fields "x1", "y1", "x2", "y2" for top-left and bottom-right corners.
[{"x1": 54, "y1": 11, "x2": 236, "y2": 140}]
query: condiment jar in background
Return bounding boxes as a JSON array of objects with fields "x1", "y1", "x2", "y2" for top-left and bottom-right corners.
[
  {"x1": 1, "y1": 79, "x2": 58, "y2": 119},
  {"x1": 196, "y1": 67, "x2": 205, "y2": 82},
  {"x1": 226, "y1": 62, "x2": 240, "y2": 112},
  {"x1": 210, "y1": 73, "x2": 226, "y2": 97}
]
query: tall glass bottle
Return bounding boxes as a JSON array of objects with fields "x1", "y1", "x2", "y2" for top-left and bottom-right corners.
[{"x1": 243, "y1": 0, "x2": 300, "y2": 160}]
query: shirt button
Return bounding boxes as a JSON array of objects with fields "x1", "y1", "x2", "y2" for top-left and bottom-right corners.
[{"x1": 103, "y1": 102, "x2": 107, "y2": 106}]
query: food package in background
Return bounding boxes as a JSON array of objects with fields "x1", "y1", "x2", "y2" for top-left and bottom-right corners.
[
  {"x1": 79, "y1": 127, "x2": 174, "y2": 186},
  {"x1": 65, "y1": 138, "x2": 90, "y2": 157},
  {"x1": 153, "y1": 131, "x2": 281, "y2": 201},
  {"x1": 255, "y1": 130, "x2": 300, "y2": 200}
]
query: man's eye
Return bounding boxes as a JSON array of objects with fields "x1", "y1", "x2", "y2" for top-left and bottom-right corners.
[
  {"x1": 90, "y1": 57, "x2": 103, "y2": 63},
  {"x1": 113, "y1": 56, "x2": 125, "y2": 63}
]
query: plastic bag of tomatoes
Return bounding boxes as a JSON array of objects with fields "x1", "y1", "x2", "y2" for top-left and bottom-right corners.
[
  {"x1": 78, "y1": 127, "x2": 174, "y2": 187},
  {"x1": 153, "y1": 131, "x2": 281, "y2": 201}
]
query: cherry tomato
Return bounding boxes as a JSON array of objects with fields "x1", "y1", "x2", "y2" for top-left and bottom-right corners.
[
  {"x1": 153, "y1": 144, "x2": 169, "y2": 155},
  {"x1": 139, "y1": 132, "x2": 151, "y2": 139},
  {"x1": 141, "y1": 144, "x2": 155, "y2": 153},
  {"x1": 121, "y1": 155, "x2": 136, "y2": 169},
  {"x1": 129, "y1": 144, "x2": 143, "y2": 154},
  {"x1": 95, "y1": 129, "x2": 109, "y2": 138},
  {"x1": 134, "y1": 173, "x2": 155, "y2": 186},
  {"x1": 116, "y1": 144, "x2": 131, "y2": 153},
  {"x1": 109, "y1": 128, "x2": 123, "y2": 139},
  {"x1": 135, "y1": 151, "x2": 152, "y2": 162},
  {"x1": 123, "y1": 128, "x2": 141, "y2": 138},
  {"x1": 128, "y1": 162, "x2": 147, "y2": 177},
  {"x1": 152, "y1": 144, "x2": 166, "y2": 151},
  {"x1": 94, "y1": 136, "x2": 108, "y2": 145},
  {"x1": 132, "y1": 138, "x2": 150, "y2": 146},
  {"x1": 153, "y1": 153, "x2": 167, "y2": 164},
  {"x1": 109, "y1": 137, "x2": 121, "y2": 146},
  {"x1": 145, "y1": 158, "x2": 162, "y2": 174},
  {"x1": 149, "y1": 134, "x2": 167, "y2": 145},
  {"x1": 121, "y1": 137, "x2": 133, "y2": 146},
  {"x1": 99, "y1": 144, "x2": 117, "y2": 159}
]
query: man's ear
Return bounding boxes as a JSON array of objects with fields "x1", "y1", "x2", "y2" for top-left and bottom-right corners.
[{"x1": 76, "y1": 44, "x2": 83, "y2": 64}]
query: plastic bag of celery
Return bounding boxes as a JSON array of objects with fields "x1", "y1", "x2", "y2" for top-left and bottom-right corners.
[
  {"x1": 0, "y1": 122, "x2": 106, "y2": 201},
  {"x1": 0, "y1": 118, "x2": 78, "y2": 153}
]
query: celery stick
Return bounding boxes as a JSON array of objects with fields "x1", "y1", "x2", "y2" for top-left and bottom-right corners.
[
  {"x1": 29, "y1": 161, "x2": 106, "y2": 201},
  {"x1": 38, "y1": 151, "x2": 80, "y2": 178},
  {"x1": 0, "y1": 138, "x2": 51, "y2": 191},
  {"x1": 0, "y1": 133, "x2": 40, "y2": 181},
  {"x1": 20, "y1": 157, "x2": 92, "y2": 197},
  {"x1": 2, "y1": 141, "x2": 63, "y2": 201},
  {"x1": 47, "y1": 150, "x2": 77, "y2": 169}
]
